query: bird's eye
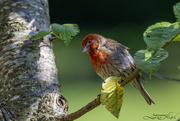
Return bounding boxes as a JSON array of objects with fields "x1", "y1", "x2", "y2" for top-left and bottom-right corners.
[{"x1": 88, "y1": 40, "x2": 92, "y2": 44}]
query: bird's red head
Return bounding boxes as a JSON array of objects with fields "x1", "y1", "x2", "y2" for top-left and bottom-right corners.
[{"x1": 82, "y1": 34, "x2": 101, "y2": 53}]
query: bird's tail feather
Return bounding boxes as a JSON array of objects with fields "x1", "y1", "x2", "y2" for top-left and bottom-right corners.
[{"x1": 131, "y1": 79, "x2": 155, "y2": 105}]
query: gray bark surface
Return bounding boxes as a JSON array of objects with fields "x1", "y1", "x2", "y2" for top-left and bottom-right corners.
[{"x1": 0, "y1": 0, "x2": 68, "y2": 120}]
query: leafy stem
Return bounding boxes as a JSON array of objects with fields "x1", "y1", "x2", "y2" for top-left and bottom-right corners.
[
  {"x1": 122, "y1": 30, "x2": 180, "y2": 87},
  {"x1": 161, "y1": 31, "x2": 180, "y2": 49},
  {"x1": 34, "y1": 23, "x2": 79, "y2": 46}
]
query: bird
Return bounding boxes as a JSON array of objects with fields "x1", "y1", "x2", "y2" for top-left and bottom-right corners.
[{"x1": 82, "y1": 34, "x2": 155, "y2": 105}]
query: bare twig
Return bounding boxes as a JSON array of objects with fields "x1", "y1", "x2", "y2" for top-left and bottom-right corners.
[
  {"x1": 62, "y1": 95, "x2": 101, "y2": 121},
  {"x1": 49, "y1": 36, "x2": 59, "y2": 41},
  {"x1": 152, "y1": 73, "x2": 180, "y2": 82},
  {"x1": 121, "y1": 68, "x2": 142, "y2": 86},
  {"x1": 61, "y1": 67, "x2": 142, "y2": 121}
]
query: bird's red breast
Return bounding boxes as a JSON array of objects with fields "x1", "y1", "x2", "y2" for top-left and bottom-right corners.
[{"x1": 88, "y1": 48, "x2": 107, "y2": 70}]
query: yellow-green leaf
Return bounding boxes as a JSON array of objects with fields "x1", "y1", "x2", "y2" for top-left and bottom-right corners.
[
  {"x1": 172, "y1": 22, "x2": 180, "y2": 41},
  {"x1": 173, "y1": 33, "x2": 180, "y2": 41},
  {"x1": 100, "y1": 77, "x2": 125, "y2": 118}
]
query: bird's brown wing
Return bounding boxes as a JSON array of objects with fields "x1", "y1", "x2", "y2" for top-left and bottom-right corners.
[
  {"x1": 104, "y1": 38, "x2": 136, "y2": 69},
  {"x1": 103, "y1": 38, "x2": 129, "y2": 51}
]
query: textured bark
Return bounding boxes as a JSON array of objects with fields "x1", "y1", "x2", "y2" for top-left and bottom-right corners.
[{"x1": 0, "y1": 0, "x2": 68, "y2": 120}]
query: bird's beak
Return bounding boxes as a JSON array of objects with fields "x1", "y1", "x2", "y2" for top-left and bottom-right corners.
[{"x1": 82, "y1": 45, "x2": 90, "y2": 53}]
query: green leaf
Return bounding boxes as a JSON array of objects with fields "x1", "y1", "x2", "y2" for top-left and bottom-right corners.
[
  {"x1": 143, "y1": 22, "x2": 180, "y2": 51},
  {"x1": 134, "y1": 49, "x2": 168, "y2": 77},
  {"x1": 134, "y1": 50, "x2": 158, "y2": 76},
  {"x1": 173, "y1": 2, "x2": 180, "y2": 23},
  {"x1": 100, "y1": 77, "x2": 125, "y2": 118},
  {"x1": 50, "y1": 23, "x2": 79, "y2": 46},
  {"x1": 153, "y1": 49, "x2": 168, "y2": 61},
  {"x1": 34, "y1": 31, "x2": 50, "y2": 40}
]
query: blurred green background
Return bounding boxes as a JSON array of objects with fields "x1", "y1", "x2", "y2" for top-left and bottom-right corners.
[{"x1": 49, "y1": 0, "x2": 180, "y2": 121}]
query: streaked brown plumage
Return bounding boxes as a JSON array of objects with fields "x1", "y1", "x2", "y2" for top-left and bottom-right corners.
[{"x1": 82, "y1": 34, "x2": 155, "y2": 105}]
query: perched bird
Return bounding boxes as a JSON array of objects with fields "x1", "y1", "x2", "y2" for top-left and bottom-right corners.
[{"x1": 82, "y1": 34, "x2": 155, "y2": 105}]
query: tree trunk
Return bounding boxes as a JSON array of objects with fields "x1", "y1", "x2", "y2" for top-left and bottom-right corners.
[{"x1": 0, "y1": 0, "x2": 68, "y2": 120}]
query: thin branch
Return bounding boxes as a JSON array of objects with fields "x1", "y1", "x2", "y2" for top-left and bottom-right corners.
[
  {"x1": 152, "y1": 73, "x2": 180, "y2": 82},
  {"x1": 61, "y1": 68, "x2": 143, "y2": 121},
  {"x1": 121, "y1": 68, "x2": 142, "y2": 86},
  {"x1": 61, "y1": 95, "x2": 101, "y2": 121},
  {"x1": 49, "y1": 36, "x2": 59, "y2": 41}
]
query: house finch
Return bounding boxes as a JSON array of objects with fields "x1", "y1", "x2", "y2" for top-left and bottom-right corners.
[{"x1": 82, "y1": 34, "x2": 155, "y2": 105}]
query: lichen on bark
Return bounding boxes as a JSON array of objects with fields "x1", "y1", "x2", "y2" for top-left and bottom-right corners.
[{"x1": 0, "y1": 0, "x2": 68, "y2": 120}]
